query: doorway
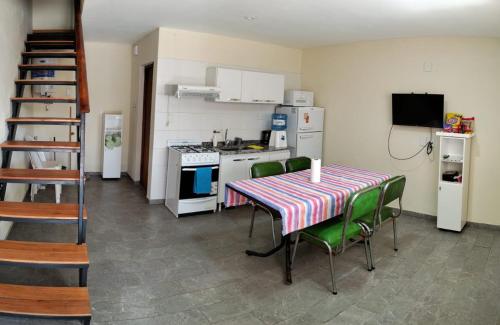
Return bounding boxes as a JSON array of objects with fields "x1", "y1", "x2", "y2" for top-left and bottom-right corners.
[{"x1": 140, "y1": 64, "x2": 154, "y2": 190}]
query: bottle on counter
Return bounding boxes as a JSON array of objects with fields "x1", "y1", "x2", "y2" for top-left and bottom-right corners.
[{"x1": 212, "y1": 130, "x2": 219, "y2": 147}]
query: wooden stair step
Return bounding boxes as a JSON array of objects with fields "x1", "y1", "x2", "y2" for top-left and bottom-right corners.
[
  {"x1": 22, "y1": 51, "x2": 76, "y2": 58},
  {"x1": 0, "y1": 283, "x2": 91, "y2": 319},
  {"x1": 7, "y1": 117, "x2": 80, "y2": 125},
  {"x1": 15, "y1": 79, "x2": 76, "y2": 86},
  {"x1": 0, "y1": 202, "x2": 86, "y2": 223},
  {"x1": 0, "y1": 169, "x2": 80, "y2": 184},
  {"x1": 26, "y1": 40, "x2": 75, "y2": 50},
  {"x1": 0, "y1": 141, "x2": 80, "y2": 152},
  {"x1": 11, "y1": 97, "x2": 76, "y2": 103},
  {"x1": 32, "y1": 29, "x2": 75, "y2": 33},
  {"x1": 28, "y1": 30, "x2": 75, "y2": 41},
  {"x1": 0, "y1": 240, "x2": 88, "y2": 268},
  {"x1": 19, "y1": 64, "x2": 77, "y2": 71}
]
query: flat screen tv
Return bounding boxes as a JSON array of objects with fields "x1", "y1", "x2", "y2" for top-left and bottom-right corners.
[{"x1": 392, "y1": 93, "x2": 444, "y2": 128}]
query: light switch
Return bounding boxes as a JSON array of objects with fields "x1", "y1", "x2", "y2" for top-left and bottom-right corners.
[{"x1": 423, "y1": 62, "x2": 433, "y2": 72}]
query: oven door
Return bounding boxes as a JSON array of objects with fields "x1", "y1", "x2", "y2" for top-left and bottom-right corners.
[{"x1": 179, "y1": 165, "x2": 219, "y2": 200}]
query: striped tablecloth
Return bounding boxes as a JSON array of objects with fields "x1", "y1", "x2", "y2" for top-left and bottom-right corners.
[{"x1": 225, "y1": 164, "x2": 391, "y2": 236}]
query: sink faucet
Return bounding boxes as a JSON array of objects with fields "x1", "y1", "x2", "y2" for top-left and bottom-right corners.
[{"x1": 224, "y1": 129, "x2": 230, "y2": 145}]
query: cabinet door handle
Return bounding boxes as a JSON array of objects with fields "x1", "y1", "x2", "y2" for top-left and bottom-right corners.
[
  {"x1": 182, "y1": 167, "x2": 219, "y2": 171},
  {"x1": 252, "y1": 99, "x2": 263, "y2": 102},
  {"x1": 439, "y1": 186, "x2": 441, "y2": 190},
  {"x1": 228, "y1": 98, "x2": 240, "y2": 102},
  {"x1": 265, "y1": 100, "x2": 275, "y2": 103},
  {"x1": 248, "y1": 157, "x2": 260, "y2": 161},
  {"x1": 233, "y1": 158, "x2": 246, "y2": 162},
  {"x1": 300, "y1": 135, "x2": 314, "y2": 139}
]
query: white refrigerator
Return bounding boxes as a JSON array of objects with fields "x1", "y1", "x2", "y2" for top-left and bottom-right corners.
[{"x1": 276, "y1": 106, "x2": 324, "y2": 159}]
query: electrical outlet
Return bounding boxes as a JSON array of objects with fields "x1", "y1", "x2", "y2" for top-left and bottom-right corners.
[{"x1": 423, "y1": 62, "x2": 433, "y2": 72}]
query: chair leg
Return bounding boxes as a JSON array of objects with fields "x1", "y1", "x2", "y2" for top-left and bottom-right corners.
[
  {"x1": 291, "y1": 232, "x2": 301, "y2": 267},
  {"x1": 363, "y1": 238, "x2": 372, "y2": 271},
  {"x1": 55, "y1": 184, "x2": 62, "y2": 204},
  {"x1": 248, "y1": 205, "x2": 256, "y2": 238},
  {"x1": 270, "y1": 215, "x2": 277, "y2": 248},
  {"x1": 326, "y1": 246, "x2": 337, "y2": 295},
  {"x1": 30, "y1": 184, "x2": 36, "y2": 202},
  {"x1": 393, "y1": 218, "x2": 398, "y2": 252},
  {"x1": 367, "y1": 237, "x2": 375, "y2": 270}
]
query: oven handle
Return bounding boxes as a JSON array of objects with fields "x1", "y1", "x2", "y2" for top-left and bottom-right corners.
[{"x1": 181, "y1": 166, "x2": 219, "y2": 171}]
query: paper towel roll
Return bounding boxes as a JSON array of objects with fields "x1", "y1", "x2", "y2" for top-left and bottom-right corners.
[{"x1": 310, "y1": 158, "x2": 321, "y2": 183}]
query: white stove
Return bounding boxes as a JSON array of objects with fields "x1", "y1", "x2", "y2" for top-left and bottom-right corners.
[
  {"x1": 169, "y1": 145, "x2": 219, "y2": 166},
  {"x1": 165, "y1": 140, "x2": 220, "y2": 217}
]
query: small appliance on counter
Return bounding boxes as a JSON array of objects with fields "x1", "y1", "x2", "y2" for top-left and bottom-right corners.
[
  {"x1": 165, "y1": 140, "x2": 220, "y2": 217},
  {"x1": 269, "y1": 113, "x2": 288, "y2": 149},
  {"x1": 261, "y1": 130, "x2": 271, "y2": 145},
  {"x1": 284, "y1": 90, "x2": 314, "y2": 107}
]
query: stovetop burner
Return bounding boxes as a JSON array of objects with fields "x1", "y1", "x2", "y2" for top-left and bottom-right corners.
[{"x1": 171, "y1": 145, "x2": 217, "y2": 154}]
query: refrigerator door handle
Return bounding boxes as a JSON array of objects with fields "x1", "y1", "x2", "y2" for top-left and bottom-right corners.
[{"x1": 299, "y1": 134, "x2": 314, "y2": 139}]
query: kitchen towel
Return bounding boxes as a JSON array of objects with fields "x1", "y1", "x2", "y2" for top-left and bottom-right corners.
[
  {"x1": 193, "y1": 167, "x2": 212, "y2": 194},
  {"x1": 310, "y1": 158, "x2": 321, "y2": 183}
]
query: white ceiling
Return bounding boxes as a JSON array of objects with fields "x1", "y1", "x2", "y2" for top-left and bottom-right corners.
[{"x1": 83, "y1": 0, "x2": 500, "y2": 48}]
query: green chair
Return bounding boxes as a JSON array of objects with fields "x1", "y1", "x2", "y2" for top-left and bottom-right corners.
[
  {"x1": 292, "y1": 186, "x2": 382, "y2": 294},
  {"x1": 358, "y1": 175, "x2": 406, "y2": 253},
  {"x1": 248, "y1": 161, "x2": 285, "y2": 247},
  {"x1": 285, "y1": 157, "x2": 311, "y2": 173}
]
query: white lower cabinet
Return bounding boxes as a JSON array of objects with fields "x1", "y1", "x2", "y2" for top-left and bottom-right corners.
[
  {"x1": 437, "y1": 182, "x2": 465, "y2": 231},
  {"x1": 268, "y1": 150, "x2": 291, "y2": 164},
  {"x1": 218, "y1": 150, "x2": 290, "y2": 204}
]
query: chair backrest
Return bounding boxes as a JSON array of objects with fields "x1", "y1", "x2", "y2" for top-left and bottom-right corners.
[
  {"x1": 28, "y1": 151, "x2": 44, "y2": 169},
  {"x1": 24, "y1": 135, "x2": 48, "y2": 167},
  {"x1": 341, "y1": 186, "x2": 381, "y2": 250},
  {"x1": 251, "y1": 161, "x2": 285, "y2": 179},
  {"x1": 285, "y1": 156, "x2": 311, "y2": 173},
  {"x1": 381, "y1": 176, "x2": 406, "y2": 206},
  {"x1": 376, "y1": 175, "x2": 406, "y2": 224}
]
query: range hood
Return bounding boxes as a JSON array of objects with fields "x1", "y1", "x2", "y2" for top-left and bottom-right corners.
[{"x1": 173, "y1": 85, "x2": 221, "y2": 99}]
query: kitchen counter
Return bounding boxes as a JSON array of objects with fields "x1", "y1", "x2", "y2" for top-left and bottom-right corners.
[
  {"x1": 216, "y1": 146, "x2": 290, "y2": 156},
  {"x1": 203, "y1": 141, "x2": 289, "y2": 156}
]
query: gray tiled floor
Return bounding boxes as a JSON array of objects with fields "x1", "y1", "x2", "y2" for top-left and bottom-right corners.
[{"x1": 1, "y1": 177, "x2": 499, "y2": 324}]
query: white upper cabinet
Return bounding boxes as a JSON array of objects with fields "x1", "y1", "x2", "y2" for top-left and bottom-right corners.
[
  {"x1": 207, "y1": 67, "x2": 284, "y2": 104},
  {"x1": 241, "y1": 71, "x2": 284, "y2": 104},
  {"x1": 206, "y1": 67, "x2": 242, "y2": 103}
]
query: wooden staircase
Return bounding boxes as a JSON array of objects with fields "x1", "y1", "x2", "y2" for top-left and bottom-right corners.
[{"x1": 0, "y1": 0, "x2": 91, "y2": 324}]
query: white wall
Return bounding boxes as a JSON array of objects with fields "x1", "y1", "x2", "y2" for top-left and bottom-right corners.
[
  {"x1": 0, "y1": 0, "x2": 33, "y2": 238},
  {"x1": 148, "y1": 58, "x2": 301, "y2": 200},
  {"x1": 85, "y1": 41, "x2": 132, "y2": 172},
  {"x1": 31, "y1": 62, "x2": 77, "y2": 170},
  {"x1": 32, "y1": 0, "x2": 72, "y2": 30},
  {"x1": 302, "y1": 37, "x2": 500, "y2": 226},
  {"x1": 128, "y1": 28, "x2": 302, "y2": 201},
  {"x1": 128, "y1": 29, "x2": 160, "y2": 183}
]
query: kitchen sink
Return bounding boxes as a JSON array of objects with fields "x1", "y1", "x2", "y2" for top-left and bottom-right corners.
[
  {"x1": 217, "y1": 145, "x2": 261, "y2": 152},
  {"x1": 218, "y1": 146, "x2": 242, "y2": 151}
]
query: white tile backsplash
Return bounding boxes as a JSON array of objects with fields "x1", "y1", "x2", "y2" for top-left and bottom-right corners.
[{"x1": 148, "y1": 57, "x2": 301, "y2": 200}]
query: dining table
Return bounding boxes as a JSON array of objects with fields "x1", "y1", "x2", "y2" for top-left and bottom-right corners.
[{"x1": 225, "y1": 163, "x2": 391, "y2": 284}]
